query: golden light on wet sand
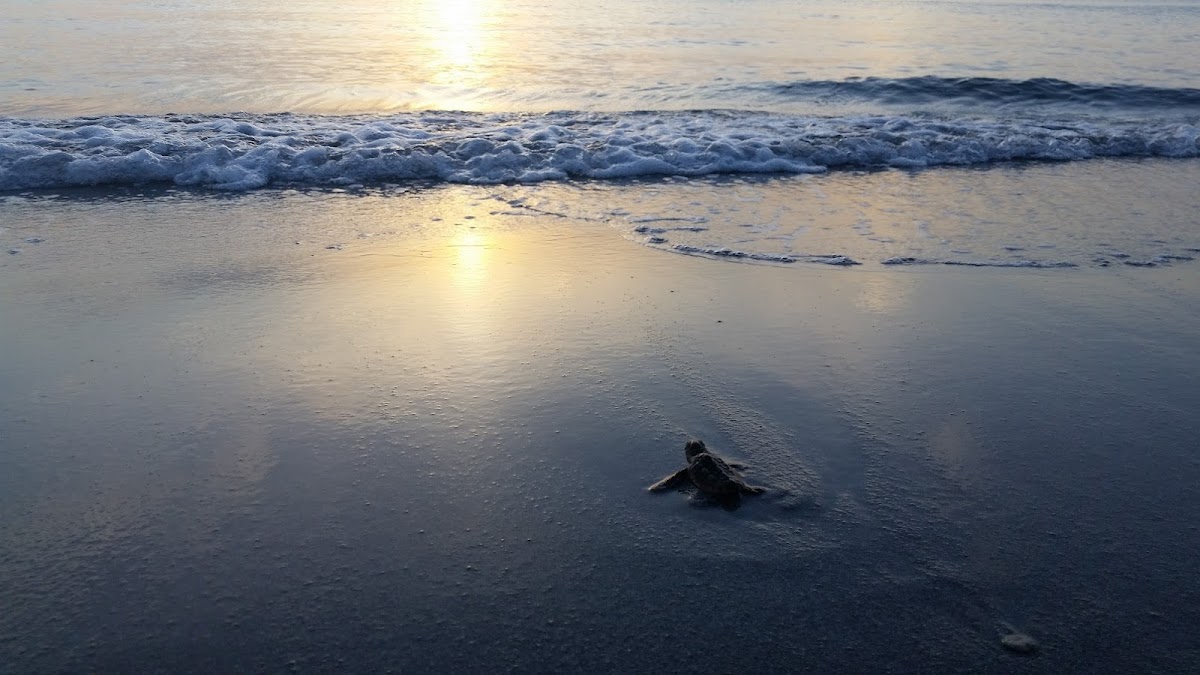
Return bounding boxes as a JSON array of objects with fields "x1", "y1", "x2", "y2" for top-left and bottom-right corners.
[{"x1": 450, "y1": 228, "x2": 491, "y2": 289}]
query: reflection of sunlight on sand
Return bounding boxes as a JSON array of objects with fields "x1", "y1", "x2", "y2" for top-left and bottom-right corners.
[
  {"x1": 443, "y1": 220, "x2": 504, "y2": 373},
  {"x1": 239, "y1": 199, "x2": 536, "y2": 438},
  {"x1": 450, "y1": 229, "x2": 490, "y2": 292},
  {"x1": 852, "y1": 271, "x2": 914, "y2": 316}
]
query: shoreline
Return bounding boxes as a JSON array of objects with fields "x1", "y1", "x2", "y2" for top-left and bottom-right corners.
[{"x1": 8, "y1": 157, "x2": 1200, "y2": 270}]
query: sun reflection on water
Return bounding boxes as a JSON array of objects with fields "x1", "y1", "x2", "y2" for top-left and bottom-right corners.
[
  {"x1": 432, "y1": 0, "x2": 484, "y2": 75},
  {"x1": 417, "y1": 0, "x2": 494, "y2": 109}
]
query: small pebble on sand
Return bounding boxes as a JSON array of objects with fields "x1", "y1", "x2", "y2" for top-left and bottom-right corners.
[{"x1": 1001, "y1": 632, "x2": 1038, "y2": 655}]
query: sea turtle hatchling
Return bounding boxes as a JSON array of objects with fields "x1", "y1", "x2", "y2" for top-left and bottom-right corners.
[{"x1": 648, "y1": 439, "x2": 766, "y2": 504}]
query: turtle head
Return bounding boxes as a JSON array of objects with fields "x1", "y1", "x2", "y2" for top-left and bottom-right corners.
[{"x1": 684, "y1": 439, "x2": 708, "y2": 461}]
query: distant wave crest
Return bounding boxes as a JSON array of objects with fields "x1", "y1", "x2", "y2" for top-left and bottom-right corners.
[
  {"x1": 768, "y1": 76, "x2": 1200, "y2": 110},
  {"x1": 1, "y1": 108, "x2": 1197, "y2": 191}
]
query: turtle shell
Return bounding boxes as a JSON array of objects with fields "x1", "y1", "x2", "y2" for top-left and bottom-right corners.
[{"x1": 686, "y1": 453, "x2": 742, "y2": 496}]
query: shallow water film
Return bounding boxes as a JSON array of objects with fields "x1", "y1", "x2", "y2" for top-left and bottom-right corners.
[{"x1": 4, "y1": 187, "x2": 1200, "y2": 671}]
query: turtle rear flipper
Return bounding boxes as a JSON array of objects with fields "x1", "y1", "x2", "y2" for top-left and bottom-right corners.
[{"x1": 648, "y1": 467, "x2": 691, "y2": 492}]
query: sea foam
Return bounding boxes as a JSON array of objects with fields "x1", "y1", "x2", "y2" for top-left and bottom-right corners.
[{"x1": 1, "y1": 111, "x2": 1197, "y2": 192}]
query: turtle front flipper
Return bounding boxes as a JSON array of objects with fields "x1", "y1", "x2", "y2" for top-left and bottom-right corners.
[
  {"x1": 739, "y1": 483, "x2": 767, "y2": 495},
  {"x1": 726, "y1": 461, "x2": 748, "y2": 471},
  {"x1": 648, "y1": 467, "x2": 691, "y2": 492}
]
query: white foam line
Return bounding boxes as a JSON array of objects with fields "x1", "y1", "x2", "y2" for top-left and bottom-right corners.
[{"x1": 2, "y1": 111, "x2": 1196, "y2": 191}]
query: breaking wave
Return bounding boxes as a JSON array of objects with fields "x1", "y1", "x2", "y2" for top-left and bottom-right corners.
[
  {"x1": 1, "y1": 107, "x2": 1197, "y2": 192},
  {"x1": 764, "y1": 76, "x2": 1200, "y2": 111}
]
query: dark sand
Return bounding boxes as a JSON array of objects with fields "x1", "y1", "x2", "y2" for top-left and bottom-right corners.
[{"x1": 3, "y1": 186, "x2": 1200, "y2": 672}]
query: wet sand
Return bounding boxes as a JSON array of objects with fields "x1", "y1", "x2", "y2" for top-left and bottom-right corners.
[{"x1": 3, "y1": 186, "x2": 1200, "y2": 672}]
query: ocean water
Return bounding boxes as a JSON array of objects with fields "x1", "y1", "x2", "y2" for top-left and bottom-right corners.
[
  {"x1": 4, "y1": 0, "x2": 1200, "y2": 116},
  {"x1": 3, "y1": 0, "x2": 1199, "y2": 265}
]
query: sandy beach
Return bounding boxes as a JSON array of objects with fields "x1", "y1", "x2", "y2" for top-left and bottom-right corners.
[{"x1": 3, "y1": 183, "x2": 1200, "y2": 672}]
